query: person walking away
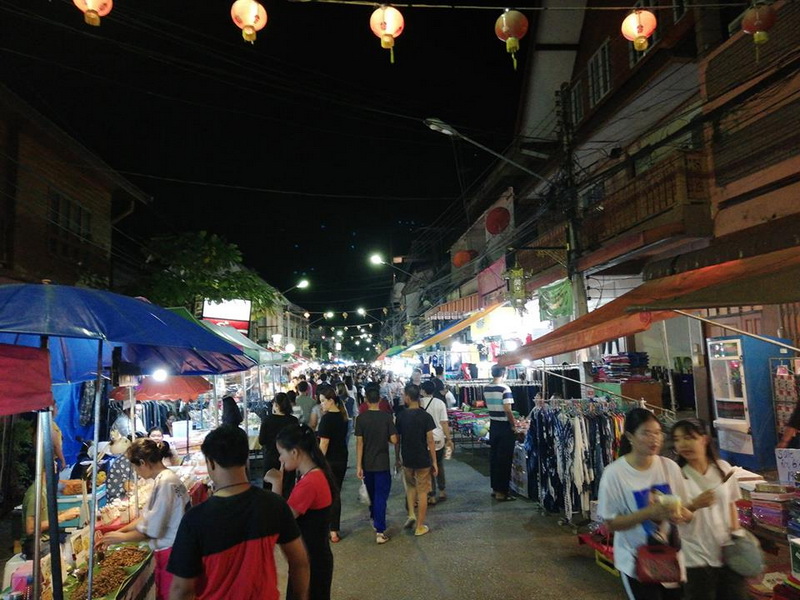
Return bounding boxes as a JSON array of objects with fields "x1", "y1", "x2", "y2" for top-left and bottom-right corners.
[
  {"x1": 597, "y1": 408, "x2": 692, "y2": 600},
  {"x1": 336, "y1": 382, "x2": 355, "y2": 447},
  {"x1": 100, "y1": 438, "x2": 190, "y2": 600},
  {"x1": 296, "y1": 381, "x2": 316, "y2": 426},
  {"x1": 220, "y1": 396, "x2": 243, "y2": 428},
  {"x1": 168, "y1": 425, "x2": 309, "y2": 600},
  {"x1": 355, "y1": 384, "x2": 399, "y2": 544},
  {"x1": 316, "y1": 384, "x2": 349, "y2": 543},
  {"x1": 484, "y1": 365, "x2": 518, "y2": 501},
  {"x1": 395, "y1": 383, "x2": 437, "y2": 537},
  {"x1": 672, "y1": 418, "x2": 748, "y2": 600},
  {"x1": 268, "y1": 424, "x2": 337, "y2": 600},
  {"x1": 259, "y1": 392, "x2": 299, "y2": 498},
  {"x1": 420, "y1": 380, "x2": 453, "y2": 505}
]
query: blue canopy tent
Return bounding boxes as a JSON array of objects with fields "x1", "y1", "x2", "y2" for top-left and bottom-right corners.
[{"x1": 0, "y1": 284, "x2": 255, "y2": 600}]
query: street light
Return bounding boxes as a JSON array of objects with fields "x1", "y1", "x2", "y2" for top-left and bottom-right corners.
[
  {"x1": 368, "y1": 253, "x2": 416, "y2": 279},
  {"x1": 424, "y1": 118, "x2": 550, "y2": 187},
  {"x1": 357, "y1": 307, "x2": 366, "y2": 316},
  {"x1": 281, "y1": 279, "x2": 310, "y2": 294}
]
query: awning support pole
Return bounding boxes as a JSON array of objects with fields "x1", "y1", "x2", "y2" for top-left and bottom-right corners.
[
  {"x1": 673, "y1": 310, "x2": 800, "y2": 354},
  {"x1": 87, "y1": 339, "x2": 104, "y2": 600},
  {"x1": 660, "y1": 321, "x2": 678, "y2": 413}
]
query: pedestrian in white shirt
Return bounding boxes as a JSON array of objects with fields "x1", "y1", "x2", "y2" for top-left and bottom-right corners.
[{"x1": 420, "y1": 381, "x2": 453, "y2": 504}]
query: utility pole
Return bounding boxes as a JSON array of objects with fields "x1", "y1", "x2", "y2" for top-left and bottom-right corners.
[{"x1": 556, "y1": 83, "x2": 589, "y2": 319}]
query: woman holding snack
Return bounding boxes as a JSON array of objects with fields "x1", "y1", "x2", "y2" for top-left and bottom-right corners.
[
  {"x1": 672, "y1": 418, "x2": 748, "y2": 600},
  {"x1": 99, "y1": 438, "x2": 190, "y2": 600},
  {"x1": 597, "y1": 408, "x2": 692, "y2": 600}
]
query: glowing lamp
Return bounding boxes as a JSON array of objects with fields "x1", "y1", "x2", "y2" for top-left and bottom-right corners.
[
  {"x1": 73, "y1": 0, "x2": 112, "y2": 26},
  {"x1": 452, "y1": 250, "x2": 478, "y2": 268},
  {"x1": 231, "y1": 0, "x2": 268, "y2": 44},
  {"x1": 621, "y1": 10, "x2": 657, "y2": 52},
  {"x1": 742, "y1": 3, "x2": 777, "y2": 46},
  {"x1": 370, "y1": 6, "x2": 405, "y2": 64},
  {"x1": 152, "y1": 368, "x2": 168, "y2": 382},
  {"x1": 486, "y1": 206, "x2": 511, "y2": 235},
  {"x1": 495, "y1": 10, "x2": 529, "y2": 70}
]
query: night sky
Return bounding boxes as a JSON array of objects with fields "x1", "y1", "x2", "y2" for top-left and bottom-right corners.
[{"x1": 0, "y1": 0, "x2": 524, "y2": 315}]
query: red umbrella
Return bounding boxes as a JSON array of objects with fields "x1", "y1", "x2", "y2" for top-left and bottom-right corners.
[{"x1": 110, "y1": 375, "x2": 212, "y2": 401}]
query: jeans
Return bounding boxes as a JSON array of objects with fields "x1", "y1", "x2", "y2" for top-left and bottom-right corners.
[
  {"x1": 429, "y1": 447, "x2": 446, "y2": 496},
  {"x1": 364, "y1": 470, "x2": 392, "y2": 533}
]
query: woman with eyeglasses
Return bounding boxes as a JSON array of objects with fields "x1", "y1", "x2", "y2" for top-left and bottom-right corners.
[
  {"x1": 99, "y1": 438, "x2": 190, "y2": 600},
  {"x1": 597, "y1": 408, "x2": 693, "y2": 600},
  {"x1": 672, "y1": 418, "x2": 748, "y2": 600}
]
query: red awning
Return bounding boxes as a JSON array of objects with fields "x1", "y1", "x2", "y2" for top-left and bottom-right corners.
[
  {"x1": 424, "y1": 294, "x2": 480, "y2": 321},
  {"x1": 0, "y1": 344, "x2": 53, "y2": 416},
  {"x1": 498, "y1": 245, "x2": 800, "y2": 365},
  {"x1": 109, "y1": 375, "x2": 213, "y2": 402}
]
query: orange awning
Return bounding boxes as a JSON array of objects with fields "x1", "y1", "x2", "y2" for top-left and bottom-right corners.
[
  {"x1": 498, "y1": 245, "x2": 800, "y2": 366},
  {"x1": 424, "y1": 294, "x2": 480, "y2": 321}
]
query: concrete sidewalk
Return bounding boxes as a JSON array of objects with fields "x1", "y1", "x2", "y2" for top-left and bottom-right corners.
[{"x1": 278, "y1": 443, "x2": 625, "y2": 600}]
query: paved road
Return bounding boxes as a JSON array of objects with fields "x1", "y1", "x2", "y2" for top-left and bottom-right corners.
[{"x1": 276, "y1": 443, "x2": 625, "y2": 600}]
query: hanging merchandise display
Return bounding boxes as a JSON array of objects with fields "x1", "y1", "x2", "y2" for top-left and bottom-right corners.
[
  {"x1": 620, "y1": 9, "x2": 657, "y2": 51},
  {"x1": 73, "y1": 0, "x2": 113, "y2": 26},
  {"x1": 505, "y1": 264, "x2": 528, "y2": 314},
  {"x1": 538, "y1": 278, "x2": 573, "y2": 320},
  {"x1": 231, "y1": 0, "x2": 268, "y2": 43},
  {"x1": 370, "y1": 5, "x2": 405, "y2": 63},
  {"x1": 494, "y1": 9, "x2": 529, "y2": 70}
]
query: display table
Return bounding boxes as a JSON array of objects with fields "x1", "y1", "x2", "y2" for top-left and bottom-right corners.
[{"x1": 118, "y1": 553, "x2": 155, "y2": 600}]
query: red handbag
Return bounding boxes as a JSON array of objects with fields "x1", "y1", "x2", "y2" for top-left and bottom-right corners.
[{"x1": 635, "y1": 544, "x2": 681, "y2": 583}]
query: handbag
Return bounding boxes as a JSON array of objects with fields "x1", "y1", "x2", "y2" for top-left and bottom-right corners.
[
  {"x1": 722, "y1": 529, "x2": 764, "y2": 577},
  {"x1": 635, "y1": 458, "x2": 682, "y2": 584}
]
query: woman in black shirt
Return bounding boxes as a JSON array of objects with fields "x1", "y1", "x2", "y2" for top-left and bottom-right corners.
[
  {"x1": 259, "y1": 393, "x2": 298, "y2": 498},
  {"x1": 316, "y1": 384, "x2": 349, "y2": 543}
]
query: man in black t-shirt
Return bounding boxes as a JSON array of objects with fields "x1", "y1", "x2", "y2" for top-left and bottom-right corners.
[
  {"x1": 168, "y1": 425, "x2": 309, "y2": 600},
  {"x1": 355, "y1": 384, "x2": 399, "y2": 544},
  {"x1": 395, "y1": 383, "x2": 437, "y2": 537}
]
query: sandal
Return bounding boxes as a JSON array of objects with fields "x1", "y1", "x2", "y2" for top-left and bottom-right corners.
[
  {"x1": 427, "y1": 496, "x2": 437, "y2": 505},
  {"x1": 414, "y1": 525, "x2": 430, "y2": 537},
  {"x1": 330, "y1": 532, "x2": 341, "y2": 543},
  {"x1": 494, "y1": 494, "x2": 517, "y2": 502}
]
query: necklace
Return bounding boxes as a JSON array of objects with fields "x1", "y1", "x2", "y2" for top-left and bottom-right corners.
[{"x1": 212, "y1": 481, "x2": 250, "y2": 495}]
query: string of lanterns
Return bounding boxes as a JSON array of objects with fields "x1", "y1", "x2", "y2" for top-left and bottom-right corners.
[{"x1": 71, "y1": 1, "x2": 776, "y2": 63}]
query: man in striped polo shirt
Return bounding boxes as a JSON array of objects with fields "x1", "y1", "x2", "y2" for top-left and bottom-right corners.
[{"x1": 483, "y1": 364, "x2": 517, "y2": 501}]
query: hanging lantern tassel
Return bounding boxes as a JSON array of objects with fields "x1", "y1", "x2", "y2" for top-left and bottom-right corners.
[
  {"x1": 495, "y1": 10, "x2": 529, "y2": 71},
  {"x1": 742, "y1": 3, "x2": 777, "y2": 63},
  {"x1": 73, "y1": 0, "x2": 113, "y2": 27},
  {"x1": 370, "y1": 6, "x2": 405, "y2": 64}
]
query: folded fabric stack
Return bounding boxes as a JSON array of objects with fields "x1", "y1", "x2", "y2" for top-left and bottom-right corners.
[
  {"x1": 790, "y1": 495, "x2": 800, "y2": 537},
  {"x1": 751, "y1": 485, "x2": 795, "y2": 534},
  {"x1": 774, "y1": 583, "x2": 800, "y2": 600},
  {"x1": 736, "y1": 499, "x2": 753, "y2": 528}
]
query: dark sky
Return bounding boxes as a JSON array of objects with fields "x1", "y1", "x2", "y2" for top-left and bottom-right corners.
[{"x1": 0, "y1": 0, "x2": 524, "y2": 315}]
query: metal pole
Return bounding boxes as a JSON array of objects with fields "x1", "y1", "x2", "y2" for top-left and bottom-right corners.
[
  {"x1": 129, "y1": 386, "x2": 139, "y2": 518},
  {"x1": 41, "y1": 407, "x2": 64, "y2": 600},
  {"x1": 660, "y1": 320, "x2": 678, "y2": 413},
  {"x1": 33, "y1": 412, "x2": 44, "y2": 600},
  {"x1": 87, "y1": 339, "x2": 104, "y2": 600},
  {"x1": 242, "y1": 370, "x2": 249, "y2": 472},
  {"x1": 213, "y1": 376, "x2": 219, "y2": 428},
  {"x1": 673, "y1": 309, "x2": 800, "y2": 354}
]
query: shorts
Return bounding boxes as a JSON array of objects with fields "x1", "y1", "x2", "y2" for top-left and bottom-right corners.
[{"x1": 404, "y1": 467, "x2": 432, "y2": 498}]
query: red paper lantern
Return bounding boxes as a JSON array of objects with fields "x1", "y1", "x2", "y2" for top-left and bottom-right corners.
[
  {"x1": 73, "y1": 0, "x2": 112, "y2": 26},
  {"x1": 621, "y1": 10, "x2": 657, "y2": 52},
  {"x1": 486, "y1": 207, "x2": 511, "y2": 235},
  {"x1": 495, "y1": 10, "x2": 529, "y2": 70},
  {"x1": 370, "y1": 6, "x2": 405, "y2": 64},
  {"x1": 231, "y1": 0, "x2": 268, "y2": 44},
  {"x1": 452, "y1": 250, "x2": 478, "y2": 268},
  {"x1": 742, "y1": 3, "x2": 777, "y2": 45}
]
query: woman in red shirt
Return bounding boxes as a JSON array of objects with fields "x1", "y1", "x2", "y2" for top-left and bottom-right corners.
[{"x1": 268, "y1": 424, "x2": 336, "y2": 600}]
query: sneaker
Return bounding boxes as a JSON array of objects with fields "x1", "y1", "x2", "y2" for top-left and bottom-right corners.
[
  {"x1": 376, "y1": 532, "x2": 389, "y2": 544},
  {"x1": 403, "y1": 517, "x2": 416, "y2": 529}
]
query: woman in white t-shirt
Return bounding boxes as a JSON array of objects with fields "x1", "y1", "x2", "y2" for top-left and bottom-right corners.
[
  {"x1": 597, "y1": 408, "x2": 692, "y2": 600},
  {"x1": 100, "y1": 438, "x2": 190, "y2": 600},
  {"x1": 672, "y1": 418, "x2": 748, "y2": 600}
]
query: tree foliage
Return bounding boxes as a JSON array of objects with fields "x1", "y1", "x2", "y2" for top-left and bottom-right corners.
[{"x1": 142, "y1": 231, "x2": 279, "y2": 311}]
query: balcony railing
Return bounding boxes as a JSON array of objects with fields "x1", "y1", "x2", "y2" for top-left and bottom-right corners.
[{"x1": 581, "y1": 150, "x2": 709, "y2": 249}]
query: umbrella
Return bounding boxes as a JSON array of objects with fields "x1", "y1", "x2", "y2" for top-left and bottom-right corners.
[
  {"x1": 0, "y1": 283, "x2": 255, "y2": 600},
  {"x1": 109, "y1": 375, "x2": 213, "y2": 402}
]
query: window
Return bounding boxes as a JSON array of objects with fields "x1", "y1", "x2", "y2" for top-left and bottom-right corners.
[
  {"x1": 588, "y1": 41, "x2": 611, "y2": 107},
  {"x1": 47, "y1": 188, "x2": 92, "y2": 260},
  {"x1": 570, "y1": 81, "x2": 584, "y2": 126}
]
